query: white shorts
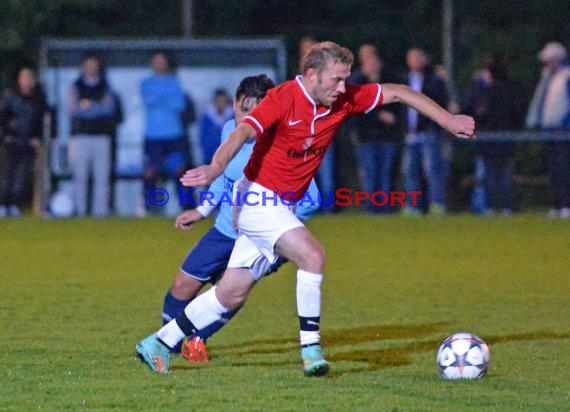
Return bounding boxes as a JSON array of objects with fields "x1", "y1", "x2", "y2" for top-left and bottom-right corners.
[
  {"x1": 227, "y1": 235, "x2": 273, "y2": 281},
  {"x1": 228, "y1": 178, "x2": 304, "y2": 279}
]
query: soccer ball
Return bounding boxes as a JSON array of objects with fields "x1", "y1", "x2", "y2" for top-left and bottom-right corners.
[{"x1": 437, "y1": 332, "x2": 490, "y2": 379}]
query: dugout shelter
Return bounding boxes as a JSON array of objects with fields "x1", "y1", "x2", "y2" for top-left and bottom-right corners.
[{"x1": 38, "y1": 38, "x2": 287, "y2": 216}]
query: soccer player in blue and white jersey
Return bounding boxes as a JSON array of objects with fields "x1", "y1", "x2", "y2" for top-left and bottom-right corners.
[{"x1": 157, "y1": 74, "x2": 320, "y2": 362}]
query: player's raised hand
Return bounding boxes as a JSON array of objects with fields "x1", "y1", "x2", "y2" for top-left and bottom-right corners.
[
  {"x1": 443, "y1": 114, "x2": 475, "y2": 139},
  {"x1": 180, "y1": 164, "x2": 220, "y2": 187},
  {"x1": 175, "y1": 209, "x2": 205, "y2": 231}
]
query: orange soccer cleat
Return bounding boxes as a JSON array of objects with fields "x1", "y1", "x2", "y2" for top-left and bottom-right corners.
[{"x1": 181, "y1": 336, "x2": 209, "y2": 363}]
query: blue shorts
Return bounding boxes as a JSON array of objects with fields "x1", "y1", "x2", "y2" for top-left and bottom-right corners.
[{"x1": 180, "y1": 226, "x2": 287, "y2": 284}]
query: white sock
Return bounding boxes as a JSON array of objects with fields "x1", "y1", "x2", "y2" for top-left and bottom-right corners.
[
  {"x1": 156, "y1": 320, "x2": 185, "y2": 349},
  {"x1": 184, "y1": 286, "x2": 229, "y2": 330},
  {"x1": 297, "y1": 270, "x2": 323, "y2": 346},
  {"x1": 156, "y1": 286, "x2": 229, "y2": 349}
]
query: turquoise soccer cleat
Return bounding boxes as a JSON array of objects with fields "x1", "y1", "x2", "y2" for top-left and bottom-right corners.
[
  {"x1": 135, "y1": 334, "x2": 171, "y2": 373},
  {"x1": 301, "y1": 344, "x2": 330, "y2": 377}
]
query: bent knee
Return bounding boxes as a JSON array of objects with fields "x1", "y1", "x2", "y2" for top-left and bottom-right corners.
[
  {"x1": 299, "y1": 244, "x2": 326, "y2": 272},
  {"x1": 310, "y1": 244, "x2": 326, "y2": 266},
  {"x1": 215, "y1": 281, "x2": 250, "y2": 310},
  {"x1": 217, "y1": 290, "x2": 247, "y2": 311},
  {"x1": 170, "y1": 272, "x2": 203, "y2": 300}
]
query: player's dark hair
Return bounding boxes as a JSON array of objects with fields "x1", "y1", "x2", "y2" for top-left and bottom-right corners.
[
  {"x1": 301, "y1": 41, "x2": 354, "y2": 74},
  {"x1": 235, "y1": 74, "x2": 275, "y2": 102}
]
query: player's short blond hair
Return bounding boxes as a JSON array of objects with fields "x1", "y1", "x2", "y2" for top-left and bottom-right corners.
[{"x1": 301, "y1": 41, "x2": 354, "y2": 75}]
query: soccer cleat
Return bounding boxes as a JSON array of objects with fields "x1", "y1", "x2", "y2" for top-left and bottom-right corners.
[
  {"x1": 135, "y1": 334, "x2": 171, "y2": 373},
  {"x1": 301, "y1": 345, "x2": 330, "y2": 377},
  {"x1": 181, "y1": 336, "x2": 209, "y2": 363}
]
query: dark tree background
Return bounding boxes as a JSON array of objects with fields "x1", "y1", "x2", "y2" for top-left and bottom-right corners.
[
  {"x1": 1, "y1": 0, "x2": 569, "y2": 97},
  {"x1": 1, "y1": 0, "x2": 568, "y2": 209}
]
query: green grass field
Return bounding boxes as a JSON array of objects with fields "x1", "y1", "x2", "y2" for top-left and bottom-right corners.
[{"x1": 1, "y1": 214, "x2": 569, "y2": 411}]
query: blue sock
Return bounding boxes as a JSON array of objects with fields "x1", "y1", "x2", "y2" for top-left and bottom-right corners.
[
  {"x1": 195, "y1": 305, "x2": 243, "y2": 343},
  {"x1": 162, "y1": 291, "x2": 191, "y2": 353}
]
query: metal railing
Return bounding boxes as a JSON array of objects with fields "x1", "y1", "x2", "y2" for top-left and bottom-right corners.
[{"x1": 474, "y1": 131, "x2": 570, "y2": 142}]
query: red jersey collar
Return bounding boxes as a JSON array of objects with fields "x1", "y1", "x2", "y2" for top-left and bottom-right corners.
[{"x1": 295, "y1": 75, "x2": 319, "y2": 107}]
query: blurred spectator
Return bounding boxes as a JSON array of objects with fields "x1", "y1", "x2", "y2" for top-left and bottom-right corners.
[
  {"x1": 198, "y1": 88, "x2": 233, "y2": 164},
  {"x1": 108, "y1": 88, "x2": 124, "y2": 214},
  {"x1": 464, "y1": 57, "x2": 523, "y2": 216},
  {"x1": 297, "y1": 36, "x2": 336, "y2": 212},
  {"x1": 0, "y1": 67, "x2": 48, "y2": 217},
  {"x1": 298, "y1": 36, "x2": 317, "y2": 72},
  {"x1": 348, "y1": 44, "x2": 401, "y2": 214},
  {"x1": 68, "y1": 54, "x2": 120, "y2": 217},
  {"x1": 400, "y1": 48, "x2": 450, "y2": 217},
  {"x1": 434, "y1": 64, "x2": 461, "y2": 114},
  {"x1": 432, "y1": 65, "x2": 458, "y2": 204},
  {"x1": 470, "y1": 156, "x2": 487, "y2": 214},
  {"x1": 181, "y1": 93, "x2": 196, "y2": 163},
  {"x1": 526, "y1": 42, "x2": 570, "y2": 218},
  {"x1": 141, "y1": 51, "x2": 188, "y2": 214}
]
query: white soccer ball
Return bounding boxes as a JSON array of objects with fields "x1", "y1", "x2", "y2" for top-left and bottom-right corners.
[
  {"x1": 49, "y1": 191, "x2": 74, "y2": 218},
  {"x1": 437, "y1": 332, "x2": 490, "y2": 379}
]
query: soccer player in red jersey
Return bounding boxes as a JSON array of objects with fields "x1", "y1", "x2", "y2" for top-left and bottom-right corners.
[{"x1": 136, "y1": 41, "x2": 475, "y2": 375}]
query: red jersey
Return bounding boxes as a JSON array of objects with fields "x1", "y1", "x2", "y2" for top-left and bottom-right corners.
[{"x1": 243, "y1": 76, "x2": 383, "y2": 200}]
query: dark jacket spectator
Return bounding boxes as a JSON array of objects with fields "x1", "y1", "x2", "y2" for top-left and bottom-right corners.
[
  {"x1": 350, "y1": 70, "x2": 402, "y2": 144},
  {"x1": 71, "y1": 75, "x2": 119, "y2": 136},
  {"x1": 464, "y1": 58, "x2": 522, "y2": 214},
  {"x1": 464, "y1": 59, "x2": 523, "y2": 158},
  {"x1": 0, "y1": 85, "x2": 47, "y2": 143},
  {"x1": 347, "y1": 44, "x2": 402, "y2": 214},
  {"x1": 68, "y1": 54, "x2": 119, "y2": 217},
  {"x1": 400, "y1": 48, "x2": 450, "y2": 215},
  {"x1": 402, "y1": 59, "x2": 449, "y2": 133},
  {"x1": 0, "y1": 67, "x2": 48, "y2": 216}
]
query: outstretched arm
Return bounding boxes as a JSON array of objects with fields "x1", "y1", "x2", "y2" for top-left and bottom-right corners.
[
  {"x1": 381, "y1": 83, "x2": 475, "y2": 139},
  {"x1": 180, "y1": 122, "x2": 256, "y2": 187}
]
